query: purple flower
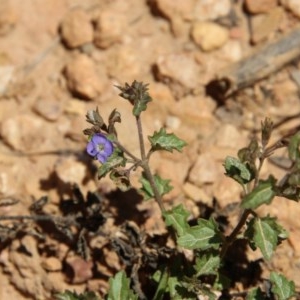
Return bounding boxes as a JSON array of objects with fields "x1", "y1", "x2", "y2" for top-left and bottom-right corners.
[{"x1": 86, "y1": 134, "x2": 114, "y2": 163}]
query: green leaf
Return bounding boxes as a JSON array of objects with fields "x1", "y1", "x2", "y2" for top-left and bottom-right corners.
[
  {"x1": 270, "y1": 272, "x2": 296, "y2": 300},
  {"x1": 54, "y1": 291, "x2": 100, "y2": 300},
  {"x1": 148, "y1": 128, "x2": 187, "y2": 153},
  {"x1": 98, "y1": 149, "x2": 126, "y2": 178},
  {"x1": 194, "y1": 251, "x2": 220, "y2": 277},
  {"x1": 247, "y1": 217, "x2": 279, "y2": 260},
  {"x1": 288, "y1": 132, "x2": 300, "y2": 162},
  {"x1": 177, "y1": 218, "x2": 223, "y2": 250},
  {"x1": 139, "y1": 174, "x2": 173, "y2": 200},
  {"x1": 163, "y1": 204, "x2": 190, "y2": 236},
  {"x1": 152, "y1": 267, "x2": 169, "y2": 300},
  {"x1": 246, "y1": 287, "x2": 265, "y2": 300},
  {"x1": 241, "y1": 176, "x2": 276, "y2": 209},
  {"x1": 108, "y1": 271, "x2": 138, "y2": 300},
  {"x1": 224, "y1": 156, "x2": 253, "y2": 184}
]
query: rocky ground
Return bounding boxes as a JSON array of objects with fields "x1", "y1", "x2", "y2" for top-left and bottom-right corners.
[{"x1": 0, "y1": 0, "x2": 300, "y2": 299}]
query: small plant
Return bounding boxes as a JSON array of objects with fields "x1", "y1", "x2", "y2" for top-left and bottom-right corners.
[{"x1": 59, "y1": 81, "x2": 299, "y2": 299}]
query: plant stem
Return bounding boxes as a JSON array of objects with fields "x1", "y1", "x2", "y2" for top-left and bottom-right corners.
[
  {"x1": 220, "y1": 209, "x2": 252, "y2": 259},
  {"x1": 136, "y1": 115, "x2": 166, "y2": 213}
]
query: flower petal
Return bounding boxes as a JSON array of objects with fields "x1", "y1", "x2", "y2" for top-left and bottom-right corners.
[
  {"x1": 91, "y1": 134, "x2": 107, "y2": 145},
  {"x1": 86, "y1": 141, "x2": 97, "y2": 156},
  {"x1": 103, "y1": 139, "x2": 114, "y2": 156},
  {"x1": 96, "y1": 153, "x2": 107, "y2": 163}
]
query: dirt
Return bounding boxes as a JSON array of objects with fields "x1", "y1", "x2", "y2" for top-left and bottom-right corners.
[{"x1": 0, "y1": 0, "x2": 300, "y2": 299}]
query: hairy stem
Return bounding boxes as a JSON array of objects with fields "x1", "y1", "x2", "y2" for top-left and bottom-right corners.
[{"x1": 136, "y1": 115, "x2": 166, "y2": 213}]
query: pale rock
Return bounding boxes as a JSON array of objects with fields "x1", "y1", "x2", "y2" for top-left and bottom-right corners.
[
  {"x1": 154, "y1": 0, "x2": 195, "y2": 21},
  {"x1": 281, "y1": 0, "x2": 300, "y2": 18},
  {"x1": 194, "y1": 0, "x2": 231, "y2": 21},
  {"x1": 0, "y1": 65, "x2": 14, "y2": 95},
  {"x1": 251, "y1": 7, "x2": 284, "y2": 44},
  {"x1": 41, "y1": 257, "x2": 62, "y2": 272},
  {"x1": 188, "y1": 152, "x2": 220, "y2": 185},
  {"x1": 213, "y1": 176, "x2": 242, "y2": 208},
  {"x1": 32, "y1": 98, "x2": 62, "y2": 121},
  {"x1": 191, "y1": 21, "x2": 229, "y2": 52},
  {"x1": 183, "y1": 182, "x2": 212, "y2": 205},
  {"x1": 221, "y1": 40, "x2": 243, "y2": 62},
  {"x1": 94, "y1": 9, "x2": 126, "y2": 49},
  {"x1": 0, "y1": 1, "x2": 18, "y2": 35},
  {"x1": 60, "y1": 8, "x2": 93, "y2": 48},
  {"x1": 213, "y1": 124, "x2": 247, "y2": 149},
  {"x1": 64, "y1": 99, "x2": 86, "y2": 115},
  {"x1": 168, "y1": 95, "x2": 217, "y2": 127},
  {"x1": 245, "y1": 0, "x2": 278, "y2": 14},
  {"x1": 0, "y1": 115, "x2": 49, "y2": 152},
  {"x1": 155, "y1": 53, "x2": 200, "y2": 89},
  {"x1": 55, "y1": 157, "x2": 86, "y2": 184},
  {"x1": 64, "y1": 54, "x2": 107, "y2": 100}
]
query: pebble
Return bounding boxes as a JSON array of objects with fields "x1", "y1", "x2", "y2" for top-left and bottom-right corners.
[
  {"x1": 251, "y1": 7, "x2": 284, "y2": 44},
  {"x1": 155, "y1": 53, "x2": 200, "y2": 90},
  {"x1": 32, "y1": 98, "x2": 62, "y2": 121},
  {"x1": 188, "y1": 152, "x2": 220, "y2": 186},
  {"x1": 245, "y1": 0, "x2": 278, "y2": 14},
  {"x1": 194, "y1": 0, "x2": 231, "y2": 21},
  {"x1": 0, "y1": 115, "x2": 47, "y2": 151},
  {"x1": 0, "y1": 65, "x2": 14, "y2": 95},
  {"x1": 94, "y1": 9, "x2": 126, "y2": 49},
  {"x1": 65, "y1": 256, "x2": 93, "y2": 284},
  {"x1": 41, "y1": 257, "x2": 62, "y2": 272},
  {"x1": 153, "y1": 0, "x2": 194, "y2": 21},
  {"x1": 64, "y1": 54, "x2": 106, "y2": 100},
  {"x1": 281, "y1": 0, "x2": 300, "y2": 18},
  {"x1": 60, "y1": 8, "x2": 93, "y2": 48},
  {"x1": 55, "y1": 157, "x2": 86, "y2": 185},
  {"x1": 191, "y1": 21, "x2": 229, "y2": 52},
  {"x1": 213, "y1": 176, "x2": 242, "y2": 208},
  {"x1": 183, "y1": 182, "x2": 212, "y2": 205},
  {"x1": 0, "y1": 1, "x2": 18, "y2": 36}
]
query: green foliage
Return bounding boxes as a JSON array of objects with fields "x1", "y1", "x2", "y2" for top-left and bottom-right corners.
[
  {"x1": 116, "y1": 80, "x2": 152, "y2": 116},
  {"x1": 246, "y1": 287, "x2": 265, "y2": 300},
  {"x1": 148, "y1": 128, "x2": 187, "y2": 153},
  {"x1": 270, "y1": 272, "x2": 296, "y2": 300},
  {"x1": 245, "y1": 216, "x2": 288, "y2": 260},
  {"x1": 82, "y1": 84, "x2": 299, "y2": 300},
  {"x1": 194, "y1": 250, "x2": 220, "y2": 277},
  {"x1": 164, "y1": 204, "x2": 190, "y2": 236},
  {"x1": 139, "y1": 173, "x2": 173, "y2": 200},
  {"x1": 107, "y1": 271, "x2": 138, "y2": 300},
  {"x1": 177, "y1": 218, "x2": 223, "y2": 250},
  {"x1": 55, "y1": 291, "x2": 100, "y2": 300},
  {"x1": 224, "y1": 156, "x2": 254, "y2": 184},
  {"x1": 241, "y1": 176, "x2": 276, "y2": 209}
]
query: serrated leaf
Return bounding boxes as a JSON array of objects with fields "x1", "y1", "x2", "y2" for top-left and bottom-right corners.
[
  {"x1": 251, "y1": 217, "x2": 278, "y2": 260},
  {"x1": 132, "y1": 92, "x2": 152, "y2": 116},
  {"x1": 177, "y1": 218, "x2": 222, "y2": 250},
  {"x1": 148, "y1": 128, "x2": 187, "y2": 153},
  {"x1": 246, "y1": 287, "x2": 265, "y2": 300},
  {"x1": 54, "y1": 291, "x2": 100, "y2": 300},
  {"x1": 270, "y1": 272, "x2": 296, "y2": 300},
  {"x1": 163, "y1": 204, "x2": 190, "y2": 236},
  {"x1": 194, "y1": 251, "x2": 220, "y2": 276},
  {"x1": 241, "y1": 176, "x2": 276, "y2": 209},
  {"x1": 224, "y1": 156, "x2": 253, "y2": 184},
  {"x1": 98, "y1": 149, "x2": 126, "y2": 178},
  {"x1": 108, "y1": 271, "x2": 138, "y2": 300},
  {"x1": 139, "y1": 174, "x2": 173, "y2": 200}
]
